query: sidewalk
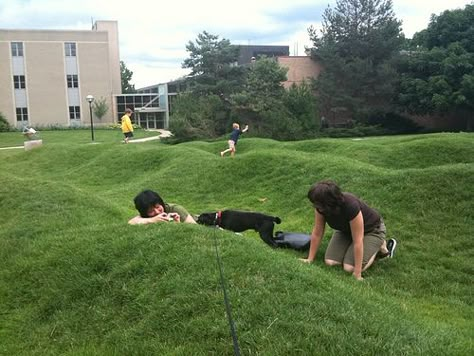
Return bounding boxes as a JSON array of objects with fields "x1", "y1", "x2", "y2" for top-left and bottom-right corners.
[{"x1": 129, "y1": 129, "x2": 172, "y2": 143}]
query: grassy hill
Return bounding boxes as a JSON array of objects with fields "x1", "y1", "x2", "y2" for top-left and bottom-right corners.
[{"x1": 0, "y1": 131, "x2": 472, "y2": 355}]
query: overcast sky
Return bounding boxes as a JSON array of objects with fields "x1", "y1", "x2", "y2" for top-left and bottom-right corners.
[{"x1": 1, "y1": 0, "x2": 472, "y2": 88}]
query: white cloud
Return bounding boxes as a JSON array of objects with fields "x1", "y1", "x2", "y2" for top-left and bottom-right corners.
[{"x1": 1, "y1": 0, "x2": 472, "y2": 87}]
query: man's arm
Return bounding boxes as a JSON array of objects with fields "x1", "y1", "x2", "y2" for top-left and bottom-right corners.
[{"x1": 242, "y1": 125, "x2": 249, "y2": 133}]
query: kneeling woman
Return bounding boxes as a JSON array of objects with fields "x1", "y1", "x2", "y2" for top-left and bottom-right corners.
[{"x1": 301, "y1": 180, "x2": 396, "y2": 280}]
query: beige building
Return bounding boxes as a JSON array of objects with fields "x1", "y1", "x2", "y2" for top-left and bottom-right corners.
[
  {"x1": 0, "y1": 21, "x2": 121, "y2": 129},
  {"x1": 277, "y1": 56, "x2": 322, "y2": 89}
]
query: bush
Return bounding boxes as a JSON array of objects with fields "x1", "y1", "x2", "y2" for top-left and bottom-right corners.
[
  {"x1": 367, "y1": 111, "x2": 421, "y2": 134},
  {"x1": 0, "y1": 112, "x2": 12, "y2": 132},
  {"x1": 168, "y1": 94, "x2": 226, "y2": 142}
]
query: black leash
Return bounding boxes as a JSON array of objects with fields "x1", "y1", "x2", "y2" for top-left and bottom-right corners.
[{"x1": 212, "y1": 228, "x2": 241, "y2": 356}]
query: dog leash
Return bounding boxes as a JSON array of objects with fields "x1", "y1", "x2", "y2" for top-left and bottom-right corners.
[{"x1": 212, "y1": 228, "x2": 241, "y2": 356}]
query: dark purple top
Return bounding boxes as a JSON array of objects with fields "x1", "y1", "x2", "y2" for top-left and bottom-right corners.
[{"x1": 319, "y1": 193, "x2": 381, "y2": 235}]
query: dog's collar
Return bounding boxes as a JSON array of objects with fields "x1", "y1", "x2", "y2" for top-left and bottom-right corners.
[{"x1": 214, "y1": 211, "x2": 222, "y2": 226}]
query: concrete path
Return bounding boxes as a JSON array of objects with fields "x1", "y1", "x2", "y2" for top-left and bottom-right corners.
[
  {"x1": 0, "y1": 146, "x2": 23, "y2": 150},
  {"x1": 129, "y1": 129, "x2": 172, "y2": 143}
]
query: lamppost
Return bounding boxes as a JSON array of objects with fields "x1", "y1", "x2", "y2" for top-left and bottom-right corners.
[{"x1": 86, "y1": 94, "x2": 95, "y2": 142}]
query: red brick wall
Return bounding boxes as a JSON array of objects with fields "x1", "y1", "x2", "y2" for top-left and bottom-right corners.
[{"x1": 277, "y1": 56, "x2": 322, "y2": 88}]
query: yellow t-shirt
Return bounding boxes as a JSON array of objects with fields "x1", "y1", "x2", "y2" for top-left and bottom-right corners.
[{"x1": 121, "y1": 114, "x2": 133, "y2": 133}]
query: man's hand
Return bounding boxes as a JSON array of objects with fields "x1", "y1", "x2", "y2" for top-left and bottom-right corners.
[{"x1": 299, "y1": 258, "x2": 313, "y2": 264}]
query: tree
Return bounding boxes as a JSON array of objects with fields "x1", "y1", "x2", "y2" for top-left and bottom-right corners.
[
  {"x1": 308, "y1": 0, "x2": 403, "y2": 121},
  {"x1": 231, "y1": 57, "x2": 307, "y2": 139},
  {"x1": 120, "y1": 61, "x2": 136, "y2": 94},
  {"x1": 397, "y1": 4, "x2": 474, "y2": 131},
  {"x1": 93, "y1": 97, "x2": 109, "y2": 120},
  {"x1": 285, "y1": 82, "x2": 319, "y2": 133},
  {"x1": 182, "y1": 31, "x2": 245, "y2": 96}
]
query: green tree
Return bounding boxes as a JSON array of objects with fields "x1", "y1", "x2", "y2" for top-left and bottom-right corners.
[
  {"x1": 120, "y1": 61, "x2": 136, "y2": 94},
  {"x1": 169, "y1": 93, "x2": 225, "y2": 142},
  {"x1": 93, "y1": 97, "x2": 109, "y2": 120},
  {"x1": 285, "y1": 82, "x2": 320, "y2": 134},
  {"x1": 398, "y1": 4, "x2": 474, "y2": 131},
  {"x1": 231, "y1": 57, "x2": 307, "y2": 139},
  {"x1": 182, "y1": 31, "x2": 245, "y2": 96},
  {"x1": 308, "y1": 0, "x2": 403, "y2": 121}
]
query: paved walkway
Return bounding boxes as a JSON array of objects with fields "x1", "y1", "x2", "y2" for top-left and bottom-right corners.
[
  {"x1": 0, "y1": 146, "x2": 23, "y2": 150},
  {"x1": 129, "y1": 129, "x2": 172, "y2": 143}
]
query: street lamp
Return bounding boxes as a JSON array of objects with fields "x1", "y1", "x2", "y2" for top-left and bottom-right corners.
[{"x1": 86, "y1": 95, "x2": 95, "y2": 141}]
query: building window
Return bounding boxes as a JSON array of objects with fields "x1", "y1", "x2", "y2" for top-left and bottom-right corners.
[
  {"x1": 11, "y1": 42, "x2": 24, "y2": 57},
  {"x1": 16, "y1": 107, "x2": 28, "y2": 122},
  {"x1": 69, "y1": 106, "x2": 80, "y2": 120},
  {"x1": 13, "y1": 75, "x2": 26, "y2": 89},
  {"x1": 67, "y1": 74, "x2": 79, "y2": 88},
  {"x1": 65, "y1": 42, "x2": 76, "y2": 57}
]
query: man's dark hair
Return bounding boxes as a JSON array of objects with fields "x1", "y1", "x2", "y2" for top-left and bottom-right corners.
[
  {"x1": 307, "y1": 180, "x2": 344, "y2": 214},
  {"x1": 134, "y1": 190, "x2": 165, "y2": 218}
]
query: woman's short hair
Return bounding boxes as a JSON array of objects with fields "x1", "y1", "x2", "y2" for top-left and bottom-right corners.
[
  {"x1": 307, "y1": 180, "x2": 344, "y2": 212},
  {"x1": 134, "y1": 190, "x2": 165, "y2": 218}
]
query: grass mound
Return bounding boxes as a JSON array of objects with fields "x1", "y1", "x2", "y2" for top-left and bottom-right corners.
[{"x1": 0, "y1": 131, "x2": 472, "y2": 354}]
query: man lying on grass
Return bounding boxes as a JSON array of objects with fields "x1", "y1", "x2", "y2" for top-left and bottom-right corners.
[
  {"x1": 301, "y1": 180, "x2": 396, "y2": 280},
  {"x1": 128, "y1": 190, "x2": 197, "y2": 225}
]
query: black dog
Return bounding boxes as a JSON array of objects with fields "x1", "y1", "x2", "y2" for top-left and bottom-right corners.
[{"x1": 197, "y1": 210, "x2": 281, "y2": 247}]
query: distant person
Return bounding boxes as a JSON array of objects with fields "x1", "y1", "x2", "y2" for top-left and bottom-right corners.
[
  {"x1": 121, "y1": 108, "x2": 134, "y2": 143},
  {"x1": 220, "y1": 123, "x2": 249, "y2": 158},
  {"x1": 300, "y1": 180, "x2": 397, "y2": 280},
  {"x1": 128, "y1": 190, "x2": 197, "y2": 225}
]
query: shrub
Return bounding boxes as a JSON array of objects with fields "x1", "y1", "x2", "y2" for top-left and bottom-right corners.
[
  {"x1": 367, "y1": 111, "x2": 421, "y2": 134},
  {"x1": 0, "y1": 112, "x2": 12, "y2": 132},
  {"x1": 93, "y1": 97, "x2": 109, "y2": 120}
]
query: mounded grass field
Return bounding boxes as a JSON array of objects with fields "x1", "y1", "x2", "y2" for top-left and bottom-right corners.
[{"x1": 0, "y1": 130, "x2": 473, "y2": 355}]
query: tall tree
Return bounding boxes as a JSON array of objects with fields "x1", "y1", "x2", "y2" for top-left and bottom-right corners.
[
  {"x1": 120, "y1": 61, "x2": 136, "y2": 94},
  {"x1": 231, "y1": 57, "x2": 307, "y2": 139},
  {"x1": 398, "y1": 4, "x2": 474, "y2": 131},
  {"x1": 182, "y1": 31, "x2": 245, "y2": 96},
  {"x1": 308, "y1": 0, "x2": 403, "y2": 121}
]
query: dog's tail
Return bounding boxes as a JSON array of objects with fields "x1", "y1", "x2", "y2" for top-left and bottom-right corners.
[{"x1": 274, "y1": 217, "x2": 281, "y2": 224}]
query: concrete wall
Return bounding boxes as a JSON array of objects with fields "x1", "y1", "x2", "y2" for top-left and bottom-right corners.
[
  {"x1": 0, "y1": 22, "x2": 120, "y2": 128},
  {"x1": 0, "y1": 41, "x2": 15, "y2": 123}
]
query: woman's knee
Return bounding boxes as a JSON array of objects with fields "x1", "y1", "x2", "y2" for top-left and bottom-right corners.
[
  {"x1": 325, "y1": 259, "x2": 341, "y2": 266},
  {"x1": 343, "y1": 264, "x2": 354, "y2": 273}
]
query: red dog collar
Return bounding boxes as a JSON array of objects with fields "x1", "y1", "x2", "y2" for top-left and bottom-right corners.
[{"x1": 215, "y1": 211, "x2": 222, "y2": 226}]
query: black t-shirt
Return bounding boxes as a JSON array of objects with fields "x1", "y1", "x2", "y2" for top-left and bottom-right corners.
[{"x1": 321, "y1": 193, "x2": 381, "y2": 235}]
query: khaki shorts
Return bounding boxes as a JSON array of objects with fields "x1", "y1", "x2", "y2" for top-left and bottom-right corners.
[
  {"x1": 228, "y1": 140, "x2": 236, "y2": 151},
  {"x1": 325, "y1": 220, "x2": 386, "y2": 267}
]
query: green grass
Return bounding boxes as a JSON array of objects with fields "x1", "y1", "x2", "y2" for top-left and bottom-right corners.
[
  {"x1": 0, "y1": 128, "x2": 158, "y2": 148},
  {"x1": 0, "y1": 131, "x2": 473, "y2": 355}
]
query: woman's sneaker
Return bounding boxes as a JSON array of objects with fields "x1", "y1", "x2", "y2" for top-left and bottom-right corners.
[{"x1": 387, "y1": 238, "x2": 397, "y2": 258}]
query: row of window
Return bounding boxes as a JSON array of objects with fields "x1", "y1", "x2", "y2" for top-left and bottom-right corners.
[
  {"x1": 11, "y1": 42, "x2": 77, "y2": 57},
  {"x1": 16, "y1": 106, "x2": 81, "y2": 121},
  {"x1": 12, "y1": 75, "x2": 79, "y2": 89}
]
